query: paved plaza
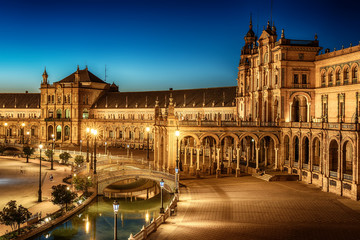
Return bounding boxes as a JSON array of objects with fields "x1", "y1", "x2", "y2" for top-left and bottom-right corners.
[
  {"x1": 0, "y1": 156, "x2": 70, "y2": 235},
  {"x1": 149, "y1": 175, "x2": 360, "y2": 240}
]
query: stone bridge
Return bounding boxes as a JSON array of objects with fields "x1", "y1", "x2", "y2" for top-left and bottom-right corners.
[{"x1": 93, "y1": 158, "x2": 176, "y2": 195}]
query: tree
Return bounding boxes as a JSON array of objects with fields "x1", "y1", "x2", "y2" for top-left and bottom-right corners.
[
  {"x1": 51, "y1": 184, "x2": 77, "y2": 211},
  {"x1": 23, "y1": 146, "x2": 35, "y2": 163},
  {"x1": 59, "y1": 152, "x2": 72, "y2": 164},
  {"x1": 44, "y1": 149, "x2": 54, "y2": 161},
  {"x1": 0, "y1": 200, "x2": 31, "y2": 234},
  {"x1": 73, "y1": 175, "x2": 93, "y2": 196},
  {"x1": 74, "y1": 155, "x2": 84, "y2": 167}
]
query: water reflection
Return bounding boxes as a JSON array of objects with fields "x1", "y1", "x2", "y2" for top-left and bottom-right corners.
[{"x1": 32, "y1": 192, "x2": 171, "y2": 240}]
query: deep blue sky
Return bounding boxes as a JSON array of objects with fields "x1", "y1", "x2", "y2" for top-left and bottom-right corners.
[{"x1": 1, "y1": 0, "x2": 359, "y2": 93}]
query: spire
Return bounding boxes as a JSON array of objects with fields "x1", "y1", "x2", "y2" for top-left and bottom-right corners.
[
  {"x1": 281, "y1": 29, "x2": 285, "y2": 39},
  {"x1": 249, "y1": 13, "x2": 253, "y2": 30},
  {"x1": 42, "y1": 67, "x2": 48, "y2": 84},
  {"x1": 75, "y1": 65, "x2": 80, "y2": 82},
  {"x1": 315, "y1": 33, "x2": 318, "y2": 41}
]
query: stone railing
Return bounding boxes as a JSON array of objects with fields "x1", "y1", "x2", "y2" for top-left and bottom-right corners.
[{"x1": 128, "y1": 194, "x2": 178, "y2": 240}]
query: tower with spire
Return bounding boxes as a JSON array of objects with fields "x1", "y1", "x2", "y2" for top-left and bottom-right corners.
[{"x1": 42, "y1": 67, "x2": 48, "y2": 84}]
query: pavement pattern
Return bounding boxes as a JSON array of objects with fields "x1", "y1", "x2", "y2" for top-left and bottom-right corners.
[{"x1": 148, "y1": 175, "x2": 360, "y2": 240}]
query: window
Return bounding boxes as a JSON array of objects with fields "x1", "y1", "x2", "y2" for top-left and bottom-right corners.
[
  {"x1": 65, "y1": 109, "x2": 70, "y2": 119},
  {"x1": 109, "y1": 130, "x2": 114, "y2": 138},
  {"x1": 57, "y1": 96, "x2": 61, "y2": 104},
  {"x1": 56, "y1": 109, "x2": 62, "y2": 118},
  {"x1": 344, "y1": 68, "x2": 349, "y2": 84},
  {"x1": 353, "y1": 66, "x2": 358, "y2": 81},
  {"x1": 82, "y1": 109, "x2": 89, "y2": 119},
  {"x1": 47, "y1": 95, "x2": 51, "y2": 103},
  {"x1": 293, "y1": 74, "x2": 299, "y2": 84},
  {"x1": 64, "y1": 126, "x2": 70, "y2": 138},
  {"x1": 329, "y1": 71, "x2": 334, "y2": 86},
  {"x1": 302, "y1": 74, "x2": 307, "y2": 84},
  {"x1": 119, "y1": 131, "x2": 123, "y2": 139},
  {"x1": 321, "y1": 73, "x2": 326, "y2": 87},
  {"x1": 51, "y1": 95, "x2": 55, "y2": 103},
  {"x1": 48, "y1": 110, "x2": 54, "y2": 118}
]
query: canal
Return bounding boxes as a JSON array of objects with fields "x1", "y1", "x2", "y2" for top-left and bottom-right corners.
[{"x1": 31, "y1": 191, "x2": 173, "y2": 240}]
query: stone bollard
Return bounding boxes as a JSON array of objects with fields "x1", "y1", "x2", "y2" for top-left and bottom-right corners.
[{"x1": 141, "y1": 225, "x2": 147, "y2": 239}]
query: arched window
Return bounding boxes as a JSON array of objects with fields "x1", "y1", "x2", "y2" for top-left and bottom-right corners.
[
  {"x1": 321, "y1": 73, "x2": 326, "y2": 87},
  {"x1": 329, "y1": 71, "x2": 334, "y2": 86},
  {"x1": 64, "y1": 126, "x2": 70, "y2": 140},
  {"x1": 344, "y1": 67, "x2": 349, "y2": 84},
  {"x1": 82, "y1": 109, "x2": 89, "y2": 119},
  {"x1": 353, "y1": 66, "x2": 358, "y2": 83},
  {"x1": 335, "y1": 69, "x2": 340, "y2": 85},
  {"x1": 56, "y1": 125, "x2": 62, "y2": 140},
  {"x1": 65, "y1": 109, "x2": 70, "y2": 119},
  {"x1": 56, "y1": 109, "x2": 62, "y2": 119}
]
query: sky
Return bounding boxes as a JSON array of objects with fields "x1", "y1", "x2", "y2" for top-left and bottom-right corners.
[{"x1": 0, "y1": 0, "x2": 360, "y2": 93}]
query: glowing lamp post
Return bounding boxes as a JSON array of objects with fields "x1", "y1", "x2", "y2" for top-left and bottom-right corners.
[
  {"x1": 38, "y1": 144, "x2": 43, "y2": 202},
  {"x1": 21, "y1": 123, "x2": 25, "y2": 144},
  {"x1": 86, "y1": 128, "x2": 90, "y2": 163},
  {"x1": 51, "y1": 134, "x2": 55, "y2": 170},
  {"x1": 160, "y1": 179, "x2": 164, "y2": 214},
  {"x1": 146, "y1": 127, "x2": 150, "y2": 161},
  {"x1": 175, "y1": 130, "x2": 180, "y2": 193},
  {"x1": 105, "y1": 141, "x2": 107, "y2": 155},
  {"x1": 91, "y1": 129, "x2": 98, "y2": 174},
  {"x1": 113, "y1": 200, "x2": 119, "y2": 240},
  {"x1": 26, "y1": 131, "x2": 30, "y2": 144}
]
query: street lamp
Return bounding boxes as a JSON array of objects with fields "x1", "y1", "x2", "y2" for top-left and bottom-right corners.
[
  {"x1": 26, "y1": 131, "x2": 30, "y2": 144},
  {"x1": 51, "y1": 134, "x2": 55, "y2": 170},
  {"x1": 21, "y1": 123, "x2": 25, "y2": 144},
  {"x1": 91, "y1": 129, "x2": 98, "y2": 174},
  {"x1": 86, "y1": 128, "x2": 90, "y2": 163},
  {"x1": 105, "y1": 141, "x2": 107, "y2": 155},
  {"x1": 38, "y1": 144, "x2": 43, "y2": 202},
  {"x1": 175, "y1": 130, "x2": 180, "y2": 193},
  {"x1": 4, "y1": 122, "x2": 8, "y2": 143},
  {"x1": 146, "y1": 127, "x2": 150, "y2": 161},
  {"x1": 113, "y1": 200, "x2": 119, "y2": 240},
  {"x1": 160, "y1": 179, "x2": 164, "y2": 214}
]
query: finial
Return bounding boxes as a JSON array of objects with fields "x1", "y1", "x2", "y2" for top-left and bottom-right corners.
[
  {"x1": 281, "y1": 29, "x2": 285, "y2": 39},
  {"x1": 315, "y1": 33, "x2": 318, "y2": 41},
  {"x1": 249, "y1": 13, "x2": 252, "y2": 29},
  {"x1": 350, "y1": 43, "x2": 352, "y2": 47},
  {"x1": 77, "y1": 65, "x2": 79, "y2": 71},
  {"x1": 85, "y1": 65, "x2": 88, "y2": 70},
  {"x1": 342, "y1": 45, "x2": 344, "y2": 49}
]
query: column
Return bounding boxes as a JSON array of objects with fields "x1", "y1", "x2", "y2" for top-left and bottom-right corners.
[
  {"x1": 196, "y1": 146, "x2": 200, "y2": 177},
  {"x1": 202, "y1": 145, "x2": 206, "y2": 172},
  {"x1": 227, "y1": 147, "x2": 232, "y2": 174},
  {"x1": 274, "y1": 148, "x2": 279, "y2": 170},
  {"x1": 236, "y1": 147, "x2": 240, "y2": 177},
  {"x1": 264, "y1": 146, "x2": 268, "y2": 166},
  {"x1": 216, "y1": 147, "x2": 221, "y2": 178},
  {"x1": 246, "y1": 146, "x2": 250, "y2": 167},
  {"x1": 256, "y1": 147, "x2": 260, "y2": 170},
  {"x1": 190, "y1": 147, "x2": 194, "y2": 175}
]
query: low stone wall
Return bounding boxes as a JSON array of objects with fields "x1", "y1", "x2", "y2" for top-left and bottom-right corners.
[
  {"x1": 128, "y1": 194, "x2": 178, "y2": 240},
  {"x1": 15, "y1": 193, "x2": 97, "y2": 240}
]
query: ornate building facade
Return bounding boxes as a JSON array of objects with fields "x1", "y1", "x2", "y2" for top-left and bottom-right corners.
[{"x1": 1, "y1": 20, "x2": 360, "y2": 200}]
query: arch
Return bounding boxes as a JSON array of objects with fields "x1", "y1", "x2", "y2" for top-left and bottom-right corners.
[
  {"x1": 64, "y1": 125, "x2": 70, "y2": 140},
  {"x1": 219, "y1": 133, "x2": 239, "y2": 145},
  {"x1": 56, "y1": 109, "x2": 62, "y2": 119},
  {"x1": 239, "y1": 133, "x2": 259, "y2": 145},
  {"x1": 259, "y1": 136, "x2": 276, "y2": 168},
  {"x1": 259, "y1": 133, "x2": 280, "y2": 147},
  {"x1": 302, "y1": 136, "x2": 310, "y2": 165},
  {"x1": 342, "y1": 140, "x2": 353, "y2": 176},
  {"x1": 351, "y1": 63, "x2": 358, "y2": 83},
  {"x1": 321, "y1": 71, "x2": 326, "y2": 87},
  {"x1": 329, "y1": 139, "x2": 339, "y2": 172},
  {"x1": 312, "y1": 137, "x2": 321, "y2": 167},
  {"x1": 199, "y1": 133, "x2": 220, "y2": 146},
  {"x1": 327, "y1": 68, "x2": 334, "y2": 86},
  {"x1": 178, "y1": 133, "x2": 200, "y2": 145},
  {"x1": 291, "y1": 95, "x2": 308, "y2": 122},
  {"x1": 284, "y1": 135, "x2": 290, "y2": 161},
  {"x1": 65, "y1": 109, "x2": 71, "y2": 119},
  {"x1": 47, "y1": 125, "x2": 54, "y2": 140},
  {"x1": 335, "y1": 66, "x2": 341, "y2": 85},
  {"x1": 293, "y1": 136, "x2": 299, "y2": 163},
  {"x1": 56, "y1": 125, "x2": 62, "y2": 140}
]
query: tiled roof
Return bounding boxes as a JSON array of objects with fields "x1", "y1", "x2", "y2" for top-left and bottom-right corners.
[
  {"x1": 57, "y1": 69, "x2": 105, "y2": 83},
  {"x1": 93, "y1": 86, "x2": 236, "y2": 109},
  {"x1": 0, "y1": 93, "x2": 40, "y2": 109}
]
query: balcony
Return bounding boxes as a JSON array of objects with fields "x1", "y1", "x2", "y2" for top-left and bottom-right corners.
[{"x1": 292, "y1": 83, "x2": 310, "y2": 89}]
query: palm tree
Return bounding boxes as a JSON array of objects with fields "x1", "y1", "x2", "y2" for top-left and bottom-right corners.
[{"x1": 23, "y1": 146, "x2": 35, "y2": 163}]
